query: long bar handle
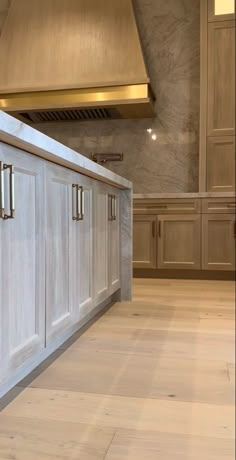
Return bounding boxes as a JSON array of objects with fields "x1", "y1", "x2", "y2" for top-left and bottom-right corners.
[
  {"x1": 108, "y1": 194, "x2": 113, "y2": 221},
  {"x1": 3, "y1": 164, "x2": 15, "y2": 219},
  {"x1": 112, "y1": 195, "x2": 117, "y2": 221},
  {"x1": 234, "y1": 221, "x2": 236, "y2": 239},
  {"x1": 158, "y1": 220, "x2": 161, "y2": 238},
  {"x1": 0, "y1": 161, "x2": 5, "y2": 219},
  {"x1": 72, "y1": 184, "x2": 78, "y2": 221},
  {"x1": 77, "y1": 186, "x2": 83, "y2": 221}
]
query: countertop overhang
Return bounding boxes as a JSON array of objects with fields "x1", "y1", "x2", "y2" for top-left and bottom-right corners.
[{"x1": 0, "y1": 111, "x2": 132, "y2": 190}]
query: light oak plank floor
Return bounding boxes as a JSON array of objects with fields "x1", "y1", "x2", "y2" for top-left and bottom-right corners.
[{"x1": 0, "y1": 279, "x2": 235, "y2": 459}]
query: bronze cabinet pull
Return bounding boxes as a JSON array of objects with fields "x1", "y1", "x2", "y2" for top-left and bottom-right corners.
[
  {"x1": 77, "y1": 185, "x2": 83, "y2": 221},
  {"x1": 3, "y1": 164, "x2": 15, "y2": 219},
  {"x1": 72, "y1": 184, "x2": 78, "y2": 221},
  {"x1": 0, "y1": 161, "x2": 5, "y2": 219},
  {"x1": 158, "y1": 220, "x2": 161, "y2": 238},
  {"x1": 108, "y1": 194, "x2": 113, "y2": 221}
]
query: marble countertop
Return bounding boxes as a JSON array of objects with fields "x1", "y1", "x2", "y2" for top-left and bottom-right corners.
[
  {"x1": 134, "y1": 192, "x2": 236, "y2": 199},
  {"x1": 0, "y1": 111, "x2": 132, "y2": 190}
]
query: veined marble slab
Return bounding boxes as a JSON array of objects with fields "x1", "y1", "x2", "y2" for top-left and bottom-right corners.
[
  {"x1": 134, "y1": 192, "x2": 236, "y2": 199},
  {"x1": 0, "y1": 111, "x2": 132, "y2": 190}
]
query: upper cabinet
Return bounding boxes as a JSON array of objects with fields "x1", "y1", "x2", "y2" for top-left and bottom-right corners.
[
  {"x1": 208, "y1": 0, "x2": 235, "y2": 21},
  {"x1": 208, "y1": 19, "x2": 235, "y2": 137},
  {"x1": 199, "y1": 0, "x2": 235, "y2": 192}
]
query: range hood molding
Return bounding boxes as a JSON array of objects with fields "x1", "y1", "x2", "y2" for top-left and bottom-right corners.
[{"x1": 0, "y1": 0, "x2": 155, "y2": 120}]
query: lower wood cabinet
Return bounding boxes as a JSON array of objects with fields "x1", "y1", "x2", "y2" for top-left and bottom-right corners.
[
  {"x1": 158, "y1": 215, "x2": 201, "y2": 269},
  {"x1": 0, "y1": 144, "x2": 45, "y2": 383},
  {"x1": 202, "y1": 214, "x2": 235, "y2": 270},
  {"x1": 133, "y1": 215, "x2": 157, "y2": 269}
]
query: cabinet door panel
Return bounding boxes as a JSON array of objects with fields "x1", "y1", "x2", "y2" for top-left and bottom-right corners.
[
  {"x1": 133, "y1": 215, "x2": 157, "y2": 269},
  {"x1": 109, "y1": 190, "x2": 120, "y2": 294},
  {"x1": 76, "y1": 175, "x2": 94, "y2": 320},
  {"x1": 94, "y1": 182, "x2": 109, "y2": 304},
  {"x1": 208, "y1": 20, "x2": 235, "y2": 136},
  {"x1": 202, "y1": 214, "x2": 235, "y2": 270},
  {"x1": 46, "y1": 164, "x2": 76, "y2": 344},
  {"x1": 207, "y1": 136, "x2": 235, "y2": 192},
  {"x1": 0, "y1": 143, "x2": 45, "y2": 378},
  {"x1": 158, "y1": 215, "x2": 201, "y2": 270}
]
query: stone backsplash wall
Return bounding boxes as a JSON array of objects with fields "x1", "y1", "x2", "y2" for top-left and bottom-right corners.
[{"x1": 36, "y1": 0, "x2": 200, "y2": 193}]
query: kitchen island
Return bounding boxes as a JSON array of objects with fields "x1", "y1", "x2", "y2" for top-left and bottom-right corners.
[{"x1": 0, "y1": 111, "x2": 132, "y2": 398}]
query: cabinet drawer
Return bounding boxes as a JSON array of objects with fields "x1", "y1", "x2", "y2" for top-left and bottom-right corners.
[
  {"x1": 133, "y1": 199, "x2": 201, "y2": 215},
  {"x1": 202, "y1": 198, "x2": 236, "y2": 213}
]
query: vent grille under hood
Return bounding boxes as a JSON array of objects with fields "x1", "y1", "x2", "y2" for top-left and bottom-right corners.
[
  {"x1": 20, "y1": 107, "x2": 119, "y2": 124},
  {"x1": 0, "y1": 0, "x2": 155, "y2": 122}
]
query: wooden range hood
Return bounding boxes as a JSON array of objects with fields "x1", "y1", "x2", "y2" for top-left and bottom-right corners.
[{"x1": 0, "y1": 0, "x2": 155, "y2": 123}]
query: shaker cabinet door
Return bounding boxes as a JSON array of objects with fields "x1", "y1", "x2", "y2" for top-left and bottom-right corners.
[
  {"x1": 202, "y1": 214, "x2": 235, "y2": 270},
  {"x1": 108, "y1": 189, "x2": 120, "y2": 294},
  {"x1": 93, "y1": 182, "x2": 110, "y2": 304},
  {"x1": 75, "y1": 173, "x2": 94, "y2": 321},
  {"x1": 133, "y1": 215, "x2": 157, "y2": 269},
  {"x1": 0, "y1": 143, "x2": 45, "y2": 382},
  {"x1": 45, "y1": 163, "x2": 77, "y2": 345},
  {"x1": 157, "y1": 215, "x2": 201, "y2": 270}
]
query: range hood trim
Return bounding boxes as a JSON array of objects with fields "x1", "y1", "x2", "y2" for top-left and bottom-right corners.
[{"x1": 0, "y1": 83, "x2": 155, "y2": 112}]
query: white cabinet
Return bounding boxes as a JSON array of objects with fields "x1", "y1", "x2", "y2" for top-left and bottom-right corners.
[
  {"x1": 94, "y1": 182, "x2": 120, "y2": 305},
  {"x1": 0, "y1": 143, "x2": 45, "y2": 382},
  {"x1": 108, "y1": 188, "x2": 120, "y2": 294},
  {"x1": 45, "y1": 163, "x2": 77, "y2": 345},
  {"x1": 94, "y1": 181, "x2": 110, "y2": 304},
  {"x1": 75, "y1": 173, "x2": 94, "y2": 321}
]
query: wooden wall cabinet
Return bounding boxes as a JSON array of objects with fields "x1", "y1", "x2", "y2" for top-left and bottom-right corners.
[
  {"x1": 133, "y1": 215, "x2": 157, "y2": 269},
  {"x1": 202, "y1": 214, "x2": 235, "y2": 270},
  {"x1": 158, "y1": 215, "x2": 201, "y2": 270},
  {"x1": 199, "y1": 0, "x2": 235, "y2": 192},
  {"x1": 207, "y1": 136, "x2": 235, "y2": 192},
  {"x1": 208, "y1": 20, "x2": 235, "y2": 137}
]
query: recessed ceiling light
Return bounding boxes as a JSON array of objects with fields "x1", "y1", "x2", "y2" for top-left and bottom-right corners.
[
  {"x1": 151, "y1": 134, "x2": 157, "y2": 140},
  {"x1": 147, "y1": 128, "x2": 152, "y2": 133}
]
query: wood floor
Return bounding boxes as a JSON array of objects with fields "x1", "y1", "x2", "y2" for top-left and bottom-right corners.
[{"x1": 0, "y1": 279, "x2": 235, "y2": 459}]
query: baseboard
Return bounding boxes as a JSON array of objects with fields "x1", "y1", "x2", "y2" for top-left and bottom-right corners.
[
  {"x1": 133, "y1": 269, "x2": 235, "y2": 281},
  {"x1": 0, "y1": 292, "x2": 119, "y2": 403}
]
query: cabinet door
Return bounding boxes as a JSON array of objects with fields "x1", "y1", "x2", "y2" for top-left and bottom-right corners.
[
  {"x1": 158, "y1": 215, "x2": 201, "y2": 270},
  {"x1": 94, "y1": 182, "x2": 109, "y2": 304},
  {"x1": 202, "y1": 214, "x2": 235, "y2": 270},
  {"x1": 45, "y1": 163, "x2": 77, "y2": 345},
  {"x1": 133, "y1": 215, "x2": 157, "y2": 269},
  {"x1": 208, "y1": 20, "x2": 235, "y2": 136},
  {"x1": 108, "y1": 189, "x2": 120, "y2": 294},
  {"x1": 76, "y1": 174, "x2": 94, "y2": 321},
  {"x1": 0, "y1": 143, "x2": 45, "y2": 380},
  {"x1": 207, "y1": 136, "x2": 235, "y2": 192}
]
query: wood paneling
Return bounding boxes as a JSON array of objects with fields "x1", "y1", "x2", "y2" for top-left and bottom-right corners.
[
  {"x1": 94, "y1": 182, "x2": 109, "y2": 304},
  {"x1": 133, "y1": 215, "x2": 157, "y2": 269},
  {"x1": 157, "y1": 215, "x2": 201, "y2": 270},
  {"x1": 0, "y1": 0, "x2": 148, "y2": 93},
  {"x1": 202, "y1": 214, "x2": 235, "y2": 270},
  {"x1": 207, "y1": 136, "x2": 235, "y2": 192},
  {"x1": 208, "y1": 0, "x2": 235, "y2": 22},
  {"x1": 208, "y1": 20, "x2": 235, "y2": 136},
  {"x1": 108, "y1": 188, "x2": 120, "y2": 295},
  {"x1": 199, "y1": 0, "x2": 208, "y2": 192}
]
